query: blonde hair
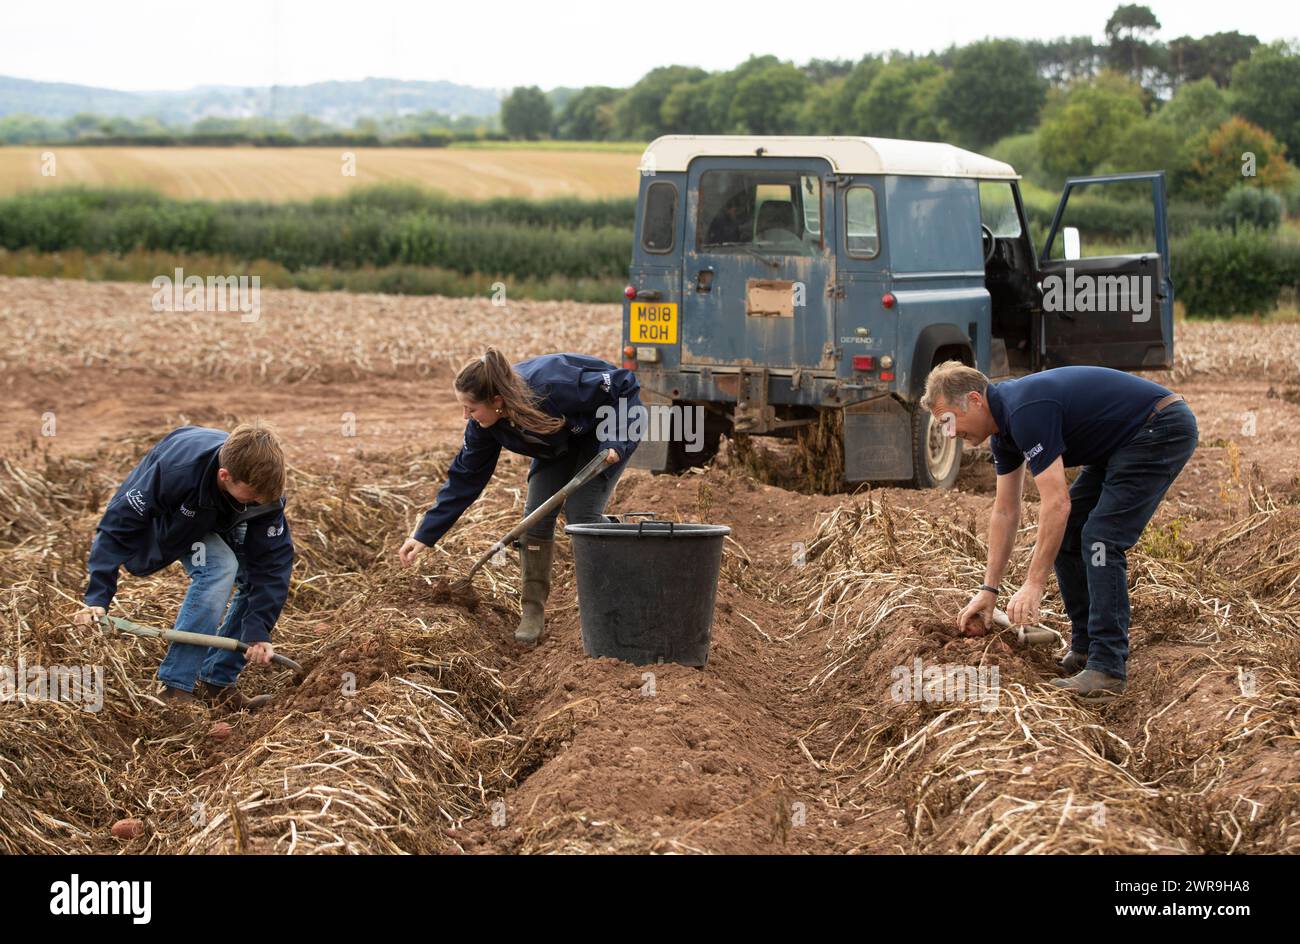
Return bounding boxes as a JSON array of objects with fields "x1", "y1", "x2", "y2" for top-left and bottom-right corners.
[
  {"x1": 455, "y1": 348, "x2": 565, "y2": 436},
  {"x1": 219, "y1": 420, "x2": 286, "y2": 502},
  {"x1": 919, "y1": 360, "x2": 990, "y2": 413}
]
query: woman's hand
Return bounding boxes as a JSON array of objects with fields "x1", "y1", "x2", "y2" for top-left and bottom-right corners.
[
  {"x1": 604, "y1": 448, "x2": 620, "y2": 465},
  {"x1": 398, "y1": 537, "x2": 427, "y2": 567}
]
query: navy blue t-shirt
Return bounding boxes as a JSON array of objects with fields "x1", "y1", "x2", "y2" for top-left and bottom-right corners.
[{"x1": 987, "y1": 366, "x2": 1172, "y2": 476}]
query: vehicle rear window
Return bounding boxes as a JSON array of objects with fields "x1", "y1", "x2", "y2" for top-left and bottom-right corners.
[
  {"x1": 845, "y1": 186, "x2": 879, "y2": 258},
  {"x1": 697, "y1": 170, "x2": 822, "y2": 256},
  {"x1": 641, "y1": 181, "x2": 677, "y2": 253}
]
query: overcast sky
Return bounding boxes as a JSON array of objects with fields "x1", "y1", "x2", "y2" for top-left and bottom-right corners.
[{"x1": 1, "y1": 0, "x2": 1293, "y2": 92}]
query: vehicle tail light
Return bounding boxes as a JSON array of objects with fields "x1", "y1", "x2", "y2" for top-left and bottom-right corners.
[
  {"x1": 881, "y1": 292, "x2": 896, "y2": 309},
  {"x1": 880, "y1": 371, "x2": 895, "y2": 381},
  {"x1": 852, "y1": 355, "x2": 874, "y2": 371},
  {"x1": 624, "y1": 285, "x2": 638, "y2": 300}
]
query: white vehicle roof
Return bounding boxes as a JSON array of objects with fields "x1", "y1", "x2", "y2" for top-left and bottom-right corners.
[{"x1": 640, "y1": 135, "x2": 1018, "y2": 180}]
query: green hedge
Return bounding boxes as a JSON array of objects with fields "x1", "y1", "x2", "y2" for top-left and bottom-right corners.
[
  {"x1": 0, "y1": 247, "x2": 625, "y2": 302},
  {"x1": 1020, "y1": 192, "x2": 1219, "y2": 242},
  {"x1": 1172, "y1": 228, "x2": 1300, "y2": 316},
  {"x1": 0, "y1": 186, "x2": 636, "y2": 278}
]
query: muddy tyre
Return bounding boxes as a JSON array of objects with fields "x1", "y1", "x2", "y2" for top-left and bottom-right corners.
[
  {"x1": 665, "y1": 403, "x2": 727, "y2": 472},
  {"x1": 910, "y1": 404, "x2": 962, "y2": 489}
]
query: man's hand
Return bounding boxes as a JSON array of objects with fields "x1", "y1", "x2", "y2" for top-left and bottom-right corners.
[
  {"x1": 244, "y1": 642, "x2": 274, "y2": 666},
  {"x1": 398, "y1": 537, "x2": 427, "y2": 567},
  {"x1": 957, "y1": 589, "x2": 996, "y2": 636},
  {"x1": 1006, "y1": 582, "x2": 1044, "y2": 625},
  {"x1": 604, "y1": 448, "x2": 620, "y2": 465},
  {"x1": 74, "y1": 605, "x2": 106, "y2": 627}
]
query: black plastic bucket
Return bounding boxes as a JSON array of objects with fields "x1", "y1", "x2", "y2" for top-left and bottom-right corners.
[{"x1": 564, "y1": 520, "x2": 731, "y2": 667}]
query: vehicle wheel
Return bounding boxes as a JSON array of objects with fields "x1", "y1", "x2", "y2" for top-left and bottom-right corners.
[
  {"x1": 910, "y1": 404, "x2": 962, "y2": 489},
  {"x1": 665, "y1": 402, "x2": 726, "y2": 472}
]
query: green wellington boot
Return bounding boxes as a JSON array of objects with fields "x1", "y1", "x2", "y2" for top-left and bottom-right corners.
[{"x1": 514, "y1": 537, "x2": 554, "y2": 645}]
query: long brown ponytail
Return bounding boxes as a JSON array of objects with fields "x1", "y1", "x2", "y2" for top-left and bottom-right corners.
[{"x1": 455, "y1": 348, "x2": 565, "y2": 435}]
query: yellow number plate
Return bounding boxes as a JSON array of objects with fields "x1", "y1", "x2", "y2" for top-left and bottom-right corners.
[{"x1": 629, "y1": 302, "x2": 677, "y2": 344}]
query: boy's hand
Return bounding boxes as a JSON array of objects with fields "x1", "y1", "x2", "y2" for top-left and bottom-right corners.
[
  {"x1": 398, "y1": 537, "x2": 427, "y2": 567},
  {"x1": 245, "y1": 642, "x2": 274, "y2": 666},
  {"x1": 74, "y1": 605, "x2": 107, "y2": 627},
  {"x1": 604, "y1": 448, "x2": 619, "y2": 464}
]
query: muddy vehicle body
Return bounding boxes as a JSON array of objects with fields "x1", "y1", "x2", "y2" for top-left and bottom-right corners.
[{"x1": 621, "y1": 135, "x2": 1173, "y2": 487}]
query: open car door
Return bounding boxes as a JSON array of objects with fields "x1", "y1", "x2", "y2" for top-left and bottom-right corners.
[{"x1": 1037, "y1": 171, "x2": 1173, "y2": 370}]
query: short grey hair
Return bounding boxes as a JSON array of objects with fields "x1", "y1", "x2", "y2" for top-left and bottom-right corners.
[{"x1": 920, "y1": 360, "x2": 990, "y2": 413}]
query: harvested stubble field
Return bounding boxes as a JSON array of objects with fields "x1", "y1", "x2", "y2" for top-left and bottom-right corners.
[
  {"x1": 0, "y1": 147, "x2": 641, "y2": 202},
  {"x1": 1, "y1": 275, "x2": 1298, "y2": 854}
]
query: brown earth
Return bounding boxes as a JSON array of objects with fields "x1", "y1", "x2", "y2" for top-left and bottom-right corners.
[{"x1": 1, "y1": 277, "x2": 1297, "y2": 854}]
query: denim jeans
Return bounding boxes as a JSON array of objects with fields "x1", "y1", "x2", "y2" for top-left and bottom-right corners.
[
  {"x1": 523, "y1": 436, "x2": 625, "y2": 541},
  {"x1": 156, "y1": 525, "x2": 251, "y2": 691},
  {"x1": 1053, "y1": 401, "x2": 1198, "y2": 680}
]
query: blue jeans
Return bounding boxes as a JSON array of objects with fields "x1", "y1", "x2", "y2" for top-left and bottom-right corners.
[
  {"x1": 156, "y1": 526, "x2": 250, "y2": 691},
  {"x1": 523, "y1": 437, "x2": 625, "y2": 541},
  {"x1": 1053, "y1": 402, "x2": 1197, "y2": 680}
]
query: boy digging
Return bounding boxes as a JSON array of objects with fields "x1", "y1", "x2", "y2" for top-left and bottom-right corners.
[{"x1": 73, "y1": 423, "x2": 294, "y2": 709}]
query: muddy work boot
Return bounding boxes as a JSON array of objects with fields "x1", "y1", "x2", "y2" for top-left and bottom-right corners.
[
  {"x1": 1057, "y1": 650, "x2": 1089, "y2": 674},
  {"x1": 1051, "y1": 668, "x2": 1127, "y2": 699},
  {"x1": 198, "y1": 680, "x2": 272, "y2": 711},
  {"x1": 159, "y1": 684, "x2": 203, "y2": 706},
  {"x1": 514, "y1": 537, "x2": 555, "y2": 645}
]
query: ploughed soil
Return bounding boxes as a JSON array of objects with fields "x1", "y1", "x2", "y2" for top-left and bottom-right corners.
[{"x1": 3, "y1": 277, "x2": 1298, "y2": 854}]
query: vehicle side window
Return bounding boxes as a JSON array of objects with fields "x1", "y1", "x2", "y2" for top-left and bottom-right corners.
[
  {"x1": 801, "y1": 174, "x2": 821, "y2": 239},
  {"x1": 641, "y1": 181, "x2": 677, "y2": 253},
  {"x1": 845, "y1": 186, "x2": 879, "y2": 258},
  {"x1": 978, "y1": 181, "x2": 1022, "y2": 238},
  {"x1": 697, "y1": 170, "x2": 821, "y2": 256}
]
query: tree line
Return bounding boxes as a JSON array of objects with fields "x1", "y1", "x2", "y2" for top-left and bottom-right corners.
[
  {"x1": 0, "y1": 110, "x2": 497, "y2": 148},
  {"x1": 500, "y1": 5, "x2": 1298, "y2": 207}
]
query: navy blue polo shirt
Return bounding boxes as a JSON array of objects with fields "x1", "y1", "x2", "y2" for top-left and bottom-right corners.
[{"x1": 987, "y1": 366, "x2": 1172, "y2": 476}]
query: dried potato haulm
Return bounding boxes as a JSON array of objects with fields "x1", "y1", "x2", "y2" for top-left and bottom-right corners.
[
  {"x1": 0, "y1": 440, "x2": 549, "y2": 854},
  {"x1": 784, "y1": 488, "x2": 1300, "y2": 854},
  {"x1": 1, "y1": 275, "x2": 1297, "y2": 854}
]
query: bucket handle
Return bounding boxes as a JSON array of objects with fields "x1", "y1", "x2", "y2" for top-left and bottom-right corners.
[{"x1": 637, "y1": 519, "x2": 675, "y2": 537}]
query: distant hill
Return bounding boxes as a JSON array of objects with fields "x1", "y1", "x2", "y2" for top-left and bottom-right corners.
[{"x1": 0, "y1": 75, "x2": 504, "y2": 124}]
